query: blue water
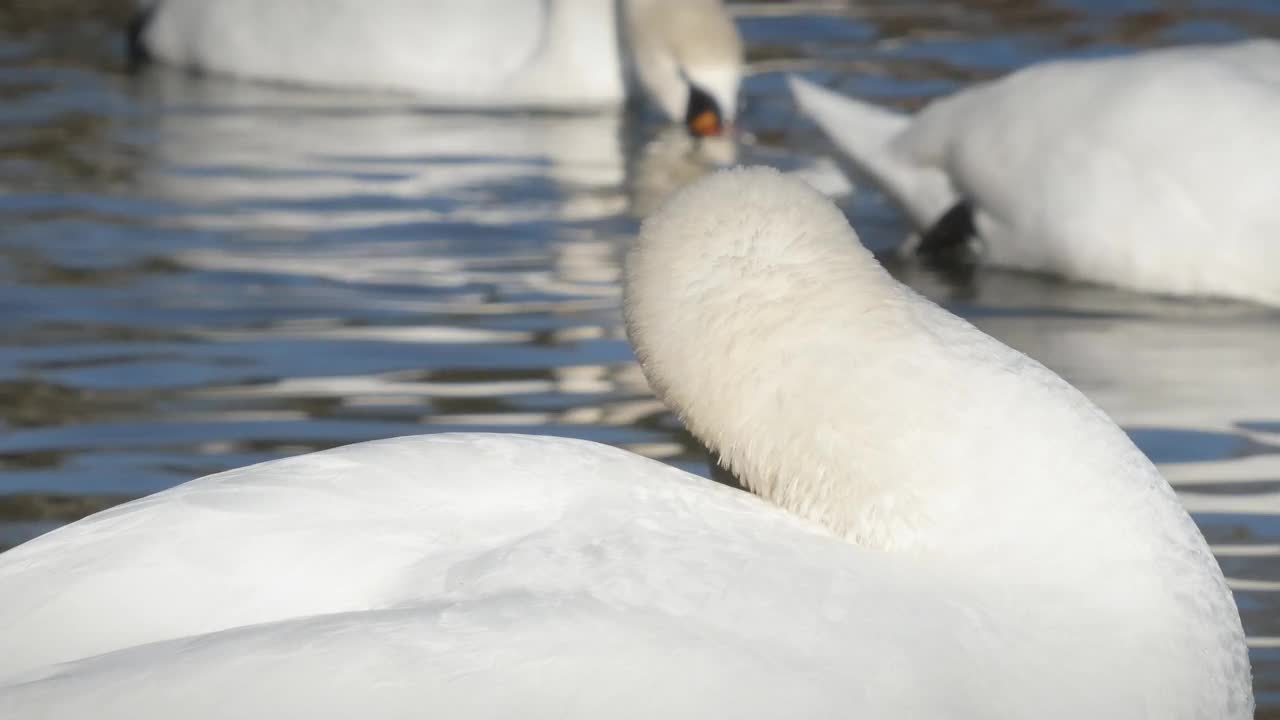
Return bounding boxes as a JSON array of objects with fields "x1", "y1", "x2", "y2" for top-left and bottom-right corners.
[{"x1": 3, "y1": 0, "x2": 1280, "y2": 709}]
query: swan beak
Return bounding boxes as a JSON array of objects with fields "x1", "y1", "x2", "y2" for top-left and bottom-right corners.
[
  {"x1": 685, "y1": 83, "x2": 725, "y2": 137},
  {"x1": 688, "y1": 109, "x2": 723, "y2": 137}
]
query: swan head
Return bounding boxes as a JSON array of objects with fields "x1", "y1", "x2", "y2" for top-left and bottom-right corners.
[{"x1": 623, "y1": 0, "x2": 743, "y2": 137}]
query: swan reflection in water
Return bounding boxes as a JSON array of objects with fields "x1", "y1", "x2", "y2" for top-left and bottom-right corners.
[{"x1": 116, "y1": 67, "x2": 850, "y2": 478}]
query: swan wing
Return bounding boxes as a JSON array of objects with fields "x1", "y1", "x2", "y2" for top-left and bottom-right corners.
[
  {"x1": 0, "y1": 433, "x2": 1129, "y2": 718},
  {"x1": 141, "y1": 0, "x2": 550, "y2": 98}
]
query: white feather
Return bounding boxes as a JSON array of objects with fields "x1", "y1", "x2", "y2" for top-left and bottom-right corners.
[
  {"x1": 0, "y1": 169, "x2": 1252, "y2": 718},
  {"x1": 137, "y1": 0, "x2": 741, "y2": 121}
]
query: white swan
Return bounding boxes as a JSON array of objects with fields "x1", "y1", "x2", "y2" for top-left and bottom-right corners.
[
  {"x1": 131, "y1": 0, "x2": 743, "y2": 135},
  {"x1": 0, "y1": 169, "x2": 1251, "y2": 718},
  {"x1": 790, "y1": 40, "x2": 1280, "y2": 305}
]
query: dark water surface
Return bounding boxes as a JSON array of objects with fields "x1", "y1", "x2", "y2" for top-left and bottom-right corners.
[{"x1": 3, "y1": 0, "x2": 1280, "y2": 710}]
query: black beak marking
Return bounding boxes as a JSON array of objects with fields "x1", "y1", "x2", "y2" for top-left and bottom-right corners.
[{"x1": 685, "y1": 83, "x2": 723, "y2": 137}]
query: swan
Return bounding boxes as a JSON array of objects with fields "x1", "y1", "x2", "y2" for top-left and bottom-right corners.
[
  {"x1": 0, "y1": 168, "x2": 1252, "y2": 718},
  {"x1": 790, "y1": 40, "x2": 1280, "y2": 305},
  {"x1": 130, "y1": 0, "x2": 743, "y2": 136}
]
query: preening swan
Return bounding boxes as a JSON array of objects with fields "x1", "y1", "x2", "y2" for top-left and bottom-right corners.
[
  {"x1": 131, "y1": 0, "x2": 743, "y2": 135},
  {"x1": 0, "y1": 169, "x2": 1251, "y2": 718},
  {"x1": 791, "y1": 40, "x2": 1280, "y2": 305}
]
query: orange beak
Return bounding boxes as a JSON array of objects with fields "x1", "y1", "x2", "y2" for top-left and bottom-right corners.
[{"x1": 688, "y1": 109, "x2": 723, "y2": 137}]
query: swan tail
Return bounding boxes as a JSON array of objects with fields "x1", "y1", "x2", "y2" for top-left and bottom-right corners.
[{"x1": 789, "y1": 75, "x2": 946, "y2": 229}]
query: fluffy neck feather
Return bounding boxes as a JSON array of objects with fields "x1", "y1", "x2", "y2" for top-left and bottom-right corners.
[
  {"x1": 625, "y1": 168, "x2": 1212, "y2": 568},
  {"x1": 626, "y1": 170, "x2": 926, "y2": 546},
  {"x1": 625, "y1": 165, "x2": 1249, "y2": 720}
]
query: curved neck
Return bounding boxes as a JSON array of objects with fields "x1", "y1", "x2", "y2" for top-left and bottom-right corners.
[
  {"x1": 632, "y1": 225, "x2": 1213, "y2": 586},
  {"x1": 623, "y1": 168, "x2": 1248, "y2": 715}
]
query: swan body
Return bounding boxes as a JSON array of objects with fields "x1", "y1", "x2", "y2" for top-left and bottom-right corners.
[
  {"x1": 134, "y1": 0, "x2": 742, "y2": 128},
  {"x1": 0, "y1": 169, "x2": 1252, "y2": 718},
  {"x1": 791, "y1": 40, "x2": 1280, "y2": 305}
]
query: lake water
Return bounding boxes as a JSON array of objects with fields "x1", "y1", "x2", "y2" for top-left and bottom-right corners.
[{"x1": 3, "y1": 0, "x2": 1280, "y2": 710}]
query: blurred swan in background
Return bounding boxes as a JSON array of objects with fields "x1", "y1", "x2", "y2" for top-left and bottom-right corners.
[
  {"x1": 791, "y1": 40, "x2": 1280, "y2": 306},
  {"x1": 0, "y1": 169, "x2": 1251, "y2": 718},
  {"x1": 131, "y1": 0, "x2": 742, "y2": 136},
  {"x1": 130, "y1": 71, "x2": 850, "y2": 233},
  {"x1": 131, "y1": 71, "x2": 630, "y2": 231},
  {"x1": 628, "y1": 125, "x2": 737, "y2": 217}
]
